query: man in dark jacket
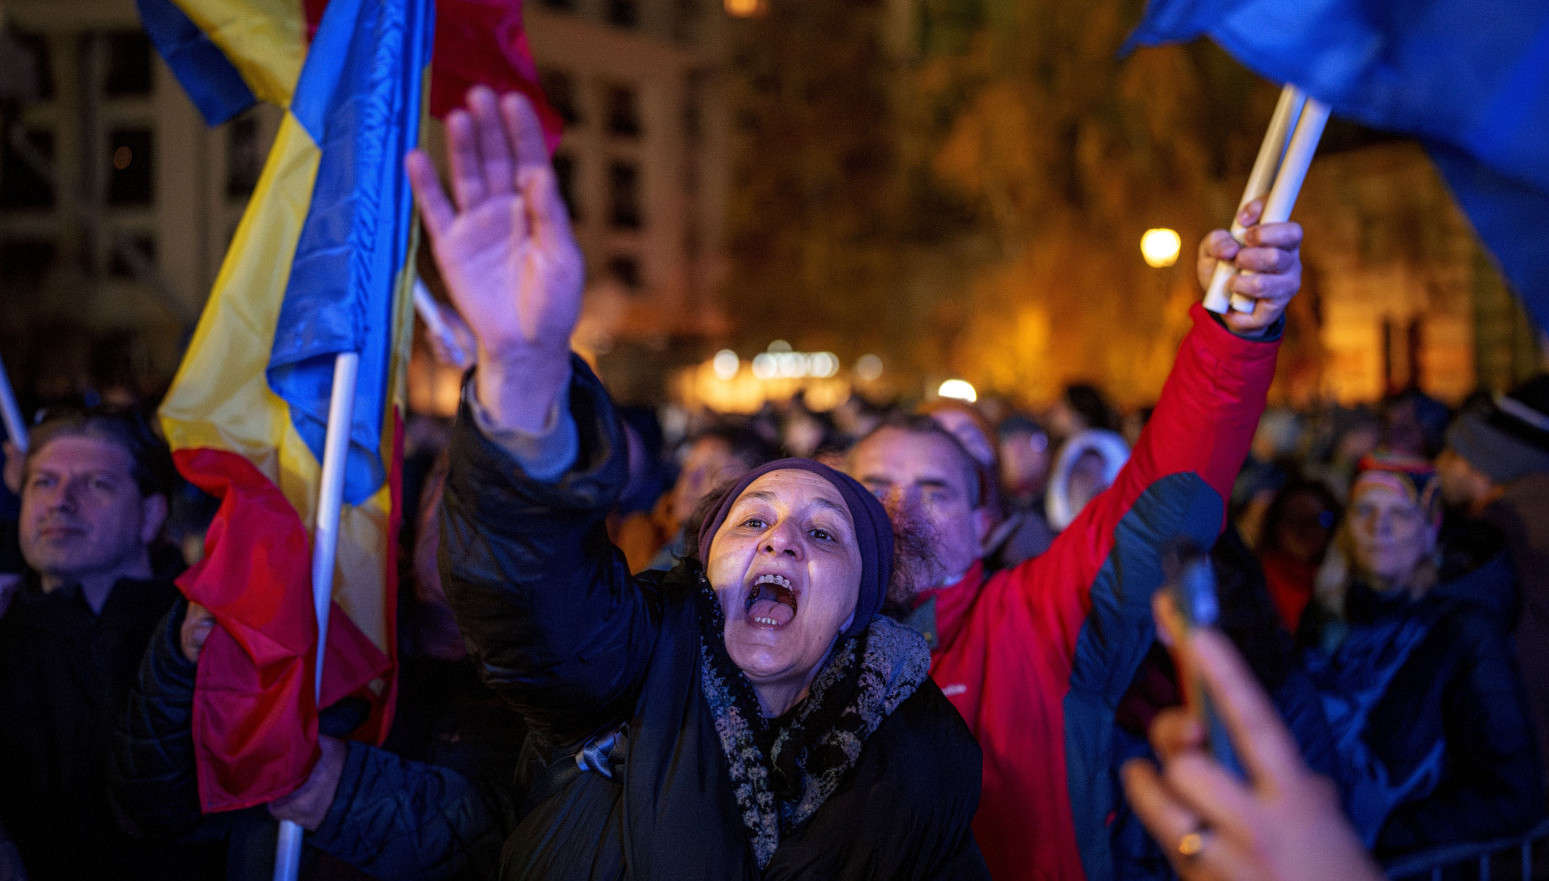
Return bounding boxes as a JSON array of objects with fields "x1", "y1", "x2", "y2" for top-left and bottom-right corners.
[
  {"x1": 1436, "y1": 375, "x2": 1549, "y2": 805},
  {"x1": 0, "y1": 406, "x2": 201, "y2": 880}
]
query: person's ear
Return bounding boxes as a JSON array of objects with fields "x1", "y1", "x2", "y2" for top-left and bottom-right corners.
[
  {"x1": 972, "y1": 505, "x2": 994, "y2": 548},
  {"x1": 140, "y1": 493, "x2": 169, "y2": 545}
]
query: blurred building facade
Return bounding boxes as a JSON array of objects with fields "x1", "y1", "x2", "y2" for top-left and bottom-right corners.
[
  {"x1": 1297, "y1": 140, "x2": 1542, "y2": 405},
  {"x1": 0, "y1": 0, "x2": 735, "y2": 413},
  {"x1": 0, "y1": 0, "x2": 1541, "y2": 419},
  {"x1": 0, "y1": 0, "x2": 261, "y2": 406}
]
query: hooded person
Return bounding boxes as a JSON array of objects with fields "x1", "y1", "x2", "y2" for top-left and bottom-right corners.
[
  {"x1": 1044, "y1": 428, "x2": 1131, "y2": 532},
  {"x1": 413, "y1": 87, "x2": 987, "y2": 880}
]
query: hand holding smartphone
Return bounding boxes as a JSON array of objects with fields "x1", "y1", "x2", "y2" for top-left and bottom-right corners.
[{"x1": 1158, "y1": 540, "x2": 1246, "y2": 779}]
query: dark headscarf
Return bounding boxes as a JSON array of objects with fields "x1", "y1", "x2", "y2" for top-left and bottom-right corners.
[{"x1": 698, "y1": 458, "x2": 891, "y2": 637}]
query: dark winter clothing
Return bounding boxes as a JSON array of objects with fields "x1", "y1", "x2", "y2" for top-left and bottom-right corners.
[
  {"x1": 440, "y1": 358, "x2": 989, "y2": 880},
  {"x1": 110, "y1": 597, "x2": 523, "y2": 881},
  {"x1": 1300, "y1": 559, "x2": 1544, "y2": 857},
  {"x1": 1480, "y1": 472, "x2": 1549, "y2": 804},
  {"x1": 0, "y1": 574, "x2": 204, "y2": 880}
]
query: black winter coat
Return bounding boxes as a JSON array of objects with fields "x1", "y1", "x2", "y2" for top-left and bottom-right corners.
[
  {"x1": 110, "y1": 597, "x2": 522, "y2": 881},
  {"x1": 1300, "y1": 556, "x2": 1545, "y2": 856},
  {"x1": 441, "y1": 362, "x2": 989, "y2": 880},
  {"x1": 0, "y1": 575, "x2": 205, "y2": 880}
]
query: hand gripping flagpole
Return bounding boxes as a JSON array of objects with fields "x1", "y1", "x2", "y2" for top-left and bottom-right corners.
[
  {"x1": 1203, "y1": 84, "x2": 1331, "y2": 314},
  {"x1": 274, "y1": 351, "x2": 360, "y2": 881}
]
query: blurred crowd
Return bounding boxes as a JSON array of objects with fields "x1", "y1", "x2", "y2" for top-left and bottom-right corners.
[{"x1": 3, "y1": 360, "x2": 1546, "y2": 880}]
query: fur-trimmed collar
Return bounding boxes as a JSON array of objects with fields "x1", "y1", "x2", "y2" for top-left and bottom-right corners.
[{"x1": 695, "y1": 576, "x2": 931, "y2": 868}]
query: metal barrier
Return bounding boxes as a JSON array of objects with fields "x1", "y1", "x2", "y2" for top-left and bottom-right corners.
[{"x1": 1383, "y1": 818, "x2": 1549, "y2": 881}]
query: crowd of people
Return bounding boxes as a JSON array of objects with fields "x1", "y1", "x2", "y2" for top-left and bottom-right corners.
[{"x1": 0, "y1": 86, "x2": 1546, "y2": 881}]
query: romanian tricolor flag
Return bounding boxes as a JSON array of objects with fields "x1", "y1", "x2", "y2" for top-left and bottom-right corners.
[
  {"x1": 136, "y1": 0, "x2": 561, "y2": 147},
  {"x1": 156, "y1": 0, "x2": 429, "y2": 811}
]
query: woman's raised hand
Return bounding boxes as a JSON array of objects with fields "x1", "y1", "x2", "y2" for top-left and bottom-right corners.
[{"x1": 407, "y1": 87, "x2": 583, "y2": 432}]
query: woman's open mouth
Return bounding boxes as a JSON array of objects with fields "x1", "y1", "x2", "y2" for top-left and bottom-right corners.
[{"x1": 746, "y1": 573, "x2": 798, "y2": 627}]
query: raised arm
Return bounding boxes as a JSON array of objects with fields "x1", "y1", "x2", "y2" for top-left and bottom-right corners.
[
  {"x1": 405, "y1": 86, "x2": 583, "y2": 433},
  {"x1": 1010, "y1": 203, "x2": 1301, "y2": 660},
  {"x1": 411, "y1": 90, "x2": 658, "y2": 746}
]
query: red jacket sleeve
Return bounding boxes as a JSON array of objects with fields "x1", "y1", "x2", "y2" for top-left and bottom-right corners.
[{"x1": 1004, "y1": 303, "x2": 1280, "y2": 660}]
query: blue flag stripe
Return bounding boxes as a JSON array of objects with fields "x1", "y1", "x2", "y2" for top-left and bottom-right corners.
[
  {"x1": 136, "y1": 0, "x2": 258, "y2": 125},
  {"x1": 266, "y1": 0, "x2": 432, "y2": 505}
]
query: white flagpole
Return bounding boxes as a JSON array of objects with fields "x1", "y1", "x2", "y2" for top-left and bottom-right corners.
[
  {"x1": 273, "y1": 350, "x2": 361, "y2": 881},
  {"x1": 0, "y1": 352, "x2": 27, "y2": 454},
  {"x1": 1203, "y1": 84, "x2": 1306, "y2": 314},
  {"x1": 1223, "y1": 95, "x2": 1332, "y2": 313},
  {"x1": 1260, "y1": 97, "x2": 1331, "y2": 224},
  {"x1": 412, "y1": 278, "x2": 471, "y2": 368}
]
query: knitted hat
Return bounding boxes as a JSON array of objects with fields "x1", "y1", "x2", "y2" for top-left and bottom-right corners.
[
  {"x1": 1352, "y1": 449, "x2": 1441, "y2": 526},
  {"x1": 698, "y1": 458, "x2": 892, "y2": 638},
  {"x1": 1445, "y1": 374, "x2": 1549, "y2": 484}
]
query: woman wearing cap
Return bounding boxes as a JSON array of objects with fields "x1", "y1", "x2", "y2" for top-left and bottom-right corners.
[
  {"x1": 1296, "y1": 451, "x2": 1541, "y2": 858},
  {"x1": 408, "y1": 88, "x2": 987, "y2": 879}
]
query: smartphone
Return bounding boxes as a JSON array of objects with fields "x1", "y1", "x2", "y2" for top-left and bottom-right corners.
[{"x1": 1162, "y1": 540, "x2": 1245, "y2": 778}]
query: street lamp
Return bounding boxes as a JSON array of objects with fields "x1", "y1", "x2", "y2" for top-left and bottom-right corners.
[
  {"x1": 1140, "y1": 228, "x2": 1181, "y2": 268},
  {"x1": 938, "y1": 379, "x2": 977, "y2": 403},
  {"x1": 724, "y1": 0, "x2": 768, "y2": 16}
]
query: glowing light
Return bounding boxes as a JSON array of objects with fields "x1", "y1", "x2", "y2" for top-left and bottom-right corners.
[
  {"x1": 712, "y1": 349, "x2": 739, "y2": 380},
  {"x1": 938, "y1": 379, "x2": 977, "y2": 402},
  {"x1": 724, "y1": 0, "x2": 767, "y2": 16},
  {"x1": 810, "y1": 352, "x2": 839, "y2": 378},
  {"x1": 855, "y1": 354, "x2": 883, "y2": 382},
  {"x1": 1141, "y1": 228, "x2": 1181, "y2": 268},
  {"x1": 751, "y1": 353, "x2": 777, "y2": 380},
  {"x1": 768, "y1": 339, "x2": 792, "y2": 352}
]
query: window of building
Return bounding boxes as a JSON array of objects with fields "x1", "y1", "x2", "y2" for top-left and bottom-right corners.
[
  {"x1": 102, "y1": 30, "x2": 153, "y2": 96},
  {"x1": 552, "y1": 152, "x2": 580, "y2": 221},
  {"x1": 109, "y1": 236, "x2": 157, "y2": 279},
  {"x1": 0, "y1": 129, "x2": 56, "y2": 210},
  {"x1": 608, "y1": 161, "x2": 641, "y2": 229},
  {"x1": 0, "y1": 239, "x2": 58, "y2": 291},
  {"x1": 226, "y1": 112, "x2": 264, "y2": 198},
  {"x1": 672, "y1": 0, "x2": 700, "y2": 41},
  {"x1": 539, "y1": 68, "x2": 580, "y2": 125},
  {"x1": 5, "y1": 29, "x2": 52, "y2": 100},
  {"x1": 605, "y1": 84, "x2": 641, "y2": 137},
  {"x1": 107, "y1": 128, "x2": 155, "y2": 206},
  {"x1": 607, "y1": 255, "x2": 642, "y2": 290},
  {"x1": 536, "y1": 0, "x2": 575, "y2": 9},
  {"x1": 682, "y1": 80, "x2": 702, "y2": 139},
  {"x1": 606, "y1": 0, "x2": 639, "y2": 28}
]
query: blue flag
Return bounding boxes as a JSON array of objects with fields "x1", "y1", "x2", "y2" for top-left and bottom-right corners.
[
  {"x1": 1125, "y1": 0, "x2": 1549, "y2": 330},
  {"x1": 264, "y1": 0, "x2": 429, "y2": 505}
]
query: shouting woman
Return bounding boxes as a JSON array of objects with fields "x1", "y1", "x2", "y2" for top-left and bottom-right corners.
[{"x1": 411, "y1": 87, "x2": 987, "y2": 879}]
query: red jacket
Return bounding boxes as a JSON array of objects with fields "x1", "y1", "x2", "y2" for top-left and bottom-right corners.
[{"x1": 916, "y1": 305, "x2": 1278, "y2": 881}]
